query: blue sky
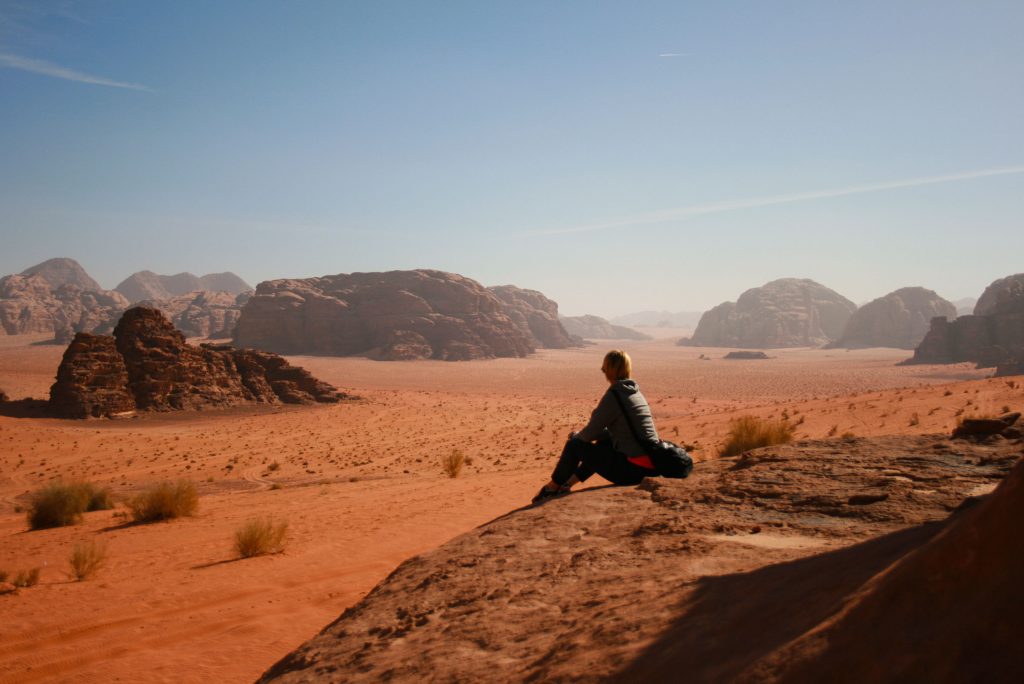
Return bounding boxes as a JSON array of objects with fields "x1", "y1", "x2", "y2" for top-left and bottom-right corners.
[{"x1": 1, "y1": 1, "x2": 1021, "y2": 316}]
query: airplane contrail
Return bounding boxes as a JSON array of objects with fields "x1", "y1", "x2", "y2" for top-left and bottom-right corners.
[{"x1": 520, "y1": 165, "x2": 1024, "y2": 237}]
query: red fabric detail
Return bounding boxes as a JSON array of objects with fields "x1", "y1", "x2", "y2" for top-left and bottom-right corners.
[{"x1": 627, "y1": 454, "x2": 655, "y2": 470}]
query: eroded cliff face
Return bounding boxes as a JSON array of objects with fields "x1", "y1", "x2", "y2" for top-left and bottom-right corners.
[
  {"x1": 233, "y1": 270, "x2": 536, "y2": 360},
  {"x1": 559, "y1": 314, "x2": 651, "y2": 341},
  {"x1": 488, "y1": 285, "x2": 578, "y2": 348},
  {"x1": 49, "y1": 307, "x2": 344, "y2": 417},
  {"x1": 905, "y1": 274, "x2": 1024, "y2": 368},
  {"x1": 682, "y1": 278, "x2": 856, "y2": 348},
  {"x1": 115, "y1": 270, "x2": 252, "y2": 303},
  {"x1": 0, "y1": 273, "x2": 129, "y2": 337},
  {"x1": 832, "y1": 287, "x2": 957, "y2": 349},
  {"x1": 138, "y1": 290, "x2": 249, "y2": 339}
]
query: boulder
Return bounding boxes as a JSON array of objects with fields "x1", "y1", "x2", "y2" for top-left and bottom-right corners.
[
  {"x1": 681, "y1": 278, "x2": 856, "y2": 348},
  {"x1": 724, "y1": 350, "x2": 770, "y2": 359},
  {"x1": 234, "y1": 270, "x2": 535, "y2": 361},
  {"x1": 20, "y1": 257, "x2": 102, "y2": 291},
  {"x1": 48, "y1": 307, "x2": 343, "y2": 417},
  {"x1": 559, "y1": 314, "x2": 651, "y2": 341},
  {"x1": 832, "y1": 287, "x2": 957, "y2": 349},
  {"x1": 903, "y1": 274, "x2": 1024, "y2": 368},
  {"x1": 489, "y1": 285, "x2": 577, "y2": 348}
]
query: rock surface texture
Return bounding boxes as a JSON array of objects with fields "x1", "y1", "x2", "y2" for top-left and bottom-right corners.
[
  {"x1": 139, "y1": 290, "x2": 249, "y2": 338},
  {"x1": 20, "y1": 257, "x2": 102, "y2": 291},
  {"x1": 832, "y1": 287, "x2": 957, "y2": 349},
  {"x1": 259, "y1": 431, "x2": 1022, "y2": 683},
  {"x1": 49, "y1": 307, "x2": 343, "y2": 417},
  {"x1": 488, "y1": 285, "x2": 577, "y2": 348},
  {"x1": 0, "y1": 272, "x2": 129, "y2": 337},
  {"x1": 234, "y1": 270, "x2": 535, "y2": 360},
  {"x1": 559, "y1": 314, "x2": 651, "y2": 341},
  {"x1": 905, "y1": 274, "x2": 1024, "y2": 367},
  {"x1": 115, "y1": 270, "x2": 251, "y2": 303},
  {"x1": 680, "y1": 278, "x2": 856, "y2": 348}
]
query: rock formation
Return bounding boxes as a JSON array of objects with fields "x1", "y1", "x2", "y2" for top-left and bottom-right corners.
[
  {"x1": 115, "y1": 270, "x2": 251, "y2": 303},
  {"x1": 233, "y1": 270, "x2": 535, "y2": 361},
  {"x1": 49, "y1": 307, "x2": 344, "y2": 417},
  {"x1": 20, "y1": 257, "x2": 102, "y2": 291},
  {"x1": 611, "y1": 310, "x2": 704, "y2": 328},
  {"x1": 0, "y1": 272, "x2": 129, "y2": 337},
  {"x1": 488, "y1": 285, "x2": 577, "y2": 348},
  {"x1": 139, "y1": 290, "x2": 249, "y2": 338},
  {"x1": 831, "y1": 287, "x2": 956, "y2": 349},
  {"x1": 724, "y1": 350, "x2": 770, "y2": 359},
  {"x1": 680, "y1": 278, "x2": 856, "y2": 348},
  {"x1": 904, "y1": 274, "x2": 1024, "y2": 367},
  {"x1": 559, "y1": 314, "x2": 651, "y2": 341},
  {"x1": 258, "y1": 431, "x2": 1022, "y2": 683}
]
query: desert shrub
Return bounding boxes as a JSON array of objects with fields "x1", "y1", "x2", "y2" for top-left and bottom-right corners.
[
  {"x1": 908, "y1": 412, "x2": 920, "y2": 426},
  {"x1": 441, "y1": 448, "x2": 465, "y2": 478},
  {"x1": 267, "y1": 461, "x2": 281, "y2": 471},
  {"x1": 0, "y1": 569, "x2": 8, "y2": 583},
  {"x1": 719, "y1": 416, "x2": 795, "y2": 457},
  {"x1": 68, "y1": 540, "x2": 108, "y2": 581},
  {"x1": 127, "y1": 480, "x2": 198, "y2": 523},
  {"x1": 13, "y1": 567, "x2": 41, "y2": 588},
  {"x1": 234, "y1": 517, "x2": 288, "y2": 558},
  {"x1": 27, "y1": 480, "x2": 109, "y2": 530}
]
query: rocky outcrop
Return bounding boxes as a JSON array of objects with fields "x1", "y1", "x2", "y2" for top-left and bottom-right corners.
[
  {"x1": 259, "y1": 432, "x2": 1022, "y2": 683},
  {"x1": 49, "y1": 307, "x2": 344, "y2": 417},
  {"x1": 680, "y1": 278, "x2": 856, "y2": 348},
  {"x1": 974, "y1": 273, "x2": 1024, "y2": 316},
  {"x1": 49, "y1": 334, "x2": 136, "y2": 418},
  {"x1": 0, "y1": 273, "x2": 129, "y2": 337},
  {"x1": 20, "y1": 258, "x2": 102, "y2": 291},
  {"x1": 139, "y1": 290, "x2": 249, "y2": 338},
  {"x1": 233, "y1": 270, "x2": 535, "y2": 361},
  {"x1": 904, "y1": 274, "x2": 1024, "y2": 367},
  {"x1": 488, "y1": 285, "x2": 577, "y2": 348},
  {"x1": 115, "y1": 270, "x2": 252, "y2": 303},
  {"x1": 724, "y1": 350, "x2": 770, "y2": 359},
  {"x1": 559, "y1": 314, "x2": 651, "y2": 341},
  {"x1": 832, "y1": 287, "x2": 956, "y2": 349}
]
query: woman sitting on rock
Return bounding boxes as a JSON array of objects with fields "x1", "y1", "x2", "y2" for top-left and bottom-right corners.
[{"x1": 532, "y1": 349, "x2": 662, "y2": 504}]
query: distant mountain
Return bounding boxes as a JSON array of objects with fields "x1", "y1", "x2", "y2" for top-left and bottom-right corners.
[
  {"x1": 20, "y1": 257, "x2": 102, "y2": 291},
  {"x1": 559, "y1": 315, "x2": 652, "y2": 341},
  {"x1": 610, "y1": 310, "x2": 703, "y2": 328},
  {"x1": 953, "y1": 297, "x2": 977, "y2": 316},
  {"x1": 831, "y1": 287, "x2": 957, "y2": 350},
  {"x1": 116, "y1": 270, "x2": 251, "y2": 303}
]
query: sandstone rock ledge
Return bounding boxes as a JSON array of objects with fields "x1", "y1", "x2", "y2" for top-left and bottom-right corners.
[
  {"x1": 260, "y1": 431, "x2": 1023, "y2": 683},
  {"x1": 49, "y1": 307, "x2": 345, "y2": 418}
]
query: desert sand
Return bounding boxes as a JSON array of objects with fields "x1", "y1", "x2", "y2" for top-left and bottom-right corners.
[{"x1": 0, "y1": 336, "x2": 1018, "y2": 683}]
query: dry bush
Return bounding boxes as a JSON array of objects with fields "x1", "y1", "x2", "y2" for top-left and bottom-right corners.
[
  {"x1": 908, "y1": 412, "x2": 920, "y2": 426},
  {"x1": 13, "y1": 567, "x2": 41, "y2": 588},
  {"x1": 234, "y1": 517, "x2": 288, "y2": 558},
  {"x1": 719, "y1": 416, "x2": 796, "y2": 457},
  {"x1": 0, "y1": 569, "x2": 8, "y2": 583},
  {"x1": 68, "y1": 540, "x2": 108, "y2": 581},
  {"x1": 127, "y1": 480, "x2": 198, "y2": 523},
  {"x1": 27, "y1": 480, "x2": 112, "y2": 530},
  {"x1": 441, "y1": 448, "x2": 466, "y2": 478}
]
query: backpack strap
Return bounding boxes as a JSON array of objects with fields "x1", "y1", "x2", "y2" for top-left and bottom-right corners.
[{"x1": 608, "y1": 387, "x2": 651, "y2": 448}]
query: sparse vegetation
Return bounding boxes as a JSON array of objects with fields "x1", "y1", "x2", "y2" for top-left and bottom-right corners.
[
  {"x1": 1002, "y1": 405, "x2": 1011, "y2": 414},
  {"x1": 27, "y1": 480, "x2": 113, "y2": 530},
  {"x1": 126, "y1": 480, "x2": 198, "y2": 523},
  {"x1": 0, "y1": 569, "x2": 8, "y2": 583},
  {"x1": 441, "y1": 448, "x2": 466, "y2": 478},
  {"x1": 908, "y1": 412, "x2": 920, "y2": 427},
  {"x1": 719, "y1": 416, "x2": 796, "y2": 457},
  {"x1": 841, "y1": 431, "x2": 856, "y2": 440},
  {"x1": 234, "y1": 517, "x2": 288, "y2": 558},
  {"x1": 13, "y1": 567, "x2": 41, "y2": 588},
  {"x1": 267, "y1": 461, "x2": 281, "y2": 472},
  {"x1": 68, "y1": 540, "x2": 108, "y2": 581},
  {"x1": 827, "y1": 425, "x2": 838, "y2": 437}
]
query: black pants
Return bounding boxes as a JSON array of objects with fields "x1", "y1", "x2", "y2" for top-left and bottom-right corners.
[{"x1": 551, "y1": 438, "x2": 653, "y2": 487}]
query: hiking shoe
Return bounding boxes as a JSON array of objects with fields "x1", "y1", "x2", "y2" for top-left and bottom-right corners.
[{"x1": 531, "y1": 484, "x2": 571, "y2": 505}]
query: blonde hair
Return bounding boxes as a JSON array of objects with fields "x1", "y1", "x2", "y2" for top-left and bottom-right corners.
[{"x1": 603, "y1": 350, "x2": 632, "y2": 380}]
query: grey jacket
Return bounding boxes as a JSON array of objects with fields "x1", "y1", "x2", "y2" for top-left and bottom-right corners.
[{"x1": 574, "y1": 379, "x2": 659, "y2": 457}]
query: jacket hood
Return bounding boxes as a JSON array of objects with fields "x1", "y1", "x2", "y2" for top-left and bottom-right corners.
[{"x1": 612, "y1": 379, "x2": 639, "y2": 395}]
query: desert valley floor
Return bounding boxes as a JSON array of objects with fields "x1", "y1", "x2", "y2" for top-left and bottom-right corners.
[{"x1": 0, "y1": 332, "x2": 1018, "y2": 683}]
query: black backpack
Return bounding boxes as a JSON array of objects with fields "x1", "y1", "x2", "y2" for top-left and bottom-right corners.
[{"x1": 609, "y1": 389, "x2": 693, "y2": 479}]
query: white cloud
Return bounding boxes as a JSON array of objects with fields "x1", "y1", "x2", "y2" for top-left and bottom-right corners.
[
  {"x1": 0, "y1": 52, "x2": 152, "y2": 91},
  {"x1": 521, "y1": 166, "x2": 1024, "y2": 237},
  {"x1": 658, "y1": 52, "x2": 688, "y2": 57}
]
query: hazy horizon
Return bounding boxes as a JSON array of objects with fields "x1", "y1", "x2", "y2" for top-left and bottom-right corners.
[{"x1": 2, "y1": 1, "x2": 1022, "y2": 318}]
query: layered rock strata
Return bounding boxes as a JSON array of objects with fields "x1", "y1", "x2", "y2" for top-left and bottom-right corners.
[
  {"x1": 234, "y1": 270, "x2": 535, "y2": 360},
  {"x1": 559, "y1": 314, "x2": 651, "y2": 341},
  {"x1": 49, "y1": 307, "x2": 343, "y2": 417},
  {"x1": 680, "y1": 278, "x2": 856, "y2": 348},
  {"x1": 259, "y1": 431, "x2": 1022, "y2": 683},
  {"x1": 488, "y1": 285, "x2": 577, "y2": 348},
  {"x1": 832, "y1": 287, "x2": 956, "y2": 349},
  {"x1": 904, "y1": 274, "x2": 1024, "y2": 367}
]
